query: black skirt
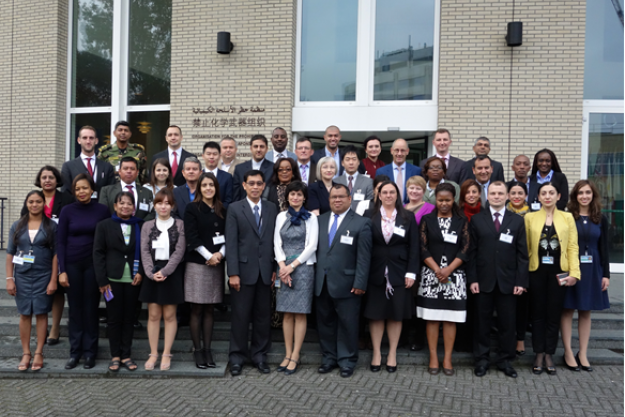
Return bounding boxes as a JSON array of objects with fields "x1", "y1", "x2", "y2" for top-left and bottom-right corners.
[
  {"x1": 139, "y1": 260, "x2": 185, "y2": 305},
  {"x1": 363, "y1": 280, "x2": 413, "y2": 321}
]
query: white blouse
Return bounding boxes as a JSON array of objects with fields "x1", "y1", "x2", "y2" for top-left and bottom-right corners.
[
  {"x1": 273, "y1": 211, "x2": 319, "y2": 265},
  {"x1": 154, "y1": 217, "x2": 174, "y2": 260}
]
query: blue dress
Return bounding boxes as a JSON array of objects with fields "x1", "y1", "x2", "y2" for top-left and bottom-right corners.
[{"x1": 563, "y1": 216, "x2": 609, "y2": 311}]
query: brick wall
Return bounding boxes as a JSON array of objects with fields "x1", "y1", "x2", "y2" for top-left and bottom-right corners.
[
  {"x1": 170, "y1": 0, "x2": 297, "y2": 158},
  {"x1": 438, "y1": 0, "x2": 585, "y2": 182}
]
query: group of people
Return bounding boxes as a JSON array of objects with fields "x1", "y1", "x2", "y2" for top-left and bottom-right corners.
[{"x1": 5, "y1": 123, "x2": 610, "y2": 380}]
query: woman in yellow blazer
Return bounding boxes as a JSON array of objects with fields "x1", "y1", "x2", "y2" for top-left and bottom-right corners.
[{"x1": 524, "y1": 182, "x2": 580, "y2": 376}]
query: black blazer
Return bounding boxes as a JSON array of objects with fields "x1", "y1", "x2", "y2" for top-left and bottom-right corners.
[
  {"x1": 225, "y1": 199, "x2": 277, "y2": 286},
  {"x1": 458, "y1": 157, "x2": 505, "y2": 185},
  {"x1": 307, "y1": 181, "x2": 334, "y2": 215},
  {"x1": 93, "y1": 218, "x2": 144, "y2": 287},
  {"x1": 173, "y1": 185, "x2": 193, "y2": 220},
  {"x1": 232, "y1": 159, "x2": 275, "y2": 202},
  {"x1": 467, "y1": 209, "x2": 529, "y2": 293},
  {"x1": 265, "y1": 184, "x2": 285, "y2": 212},
  {"x1": 60, "y1": 157, "x2": 116, "y2": 200},
  {"x1": 420, "y1": 212, "x2": 470, "y2": 266},
  {"x1": 184, "y1": 201, "x2": 227, "y2": 265},
  {"x1": 420, "y1": 155, "x2": 465, "y2": 184},
  {"x1": 368, "y1": 210, "x2": 420, "y2": 287},
  {"x1": 98, "y1": 183, "x2": 154, "y2": 220},
  {"x1": 311, "y1": 148, "x2": 366, "y2": 176},
  {"x1": 20, "y1": 190, "x2": 74, "y2": 218},
  {"x1": 527, "y1": 171, "x2": 569, "y2": 211},
  {"x1": 151, "y1": 148, "x2": 194, "y2": 187}
]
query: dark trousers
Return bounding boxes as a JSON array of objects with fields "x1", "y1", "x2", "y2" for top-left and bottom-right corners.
[
  {"x1": 228, "y1": 277, "x2": 272, "y2": 365},
  {"x1": 316, "y1": 281, "x2": 361, "y2": 369},
  {"x1": 529, "y1": 266, "x2": 566, "y2": 354},
  {"x1": 66, "y1": 258, "x2": 100, "y2": 359},
  {"x1": 474, "y1": 285, "x2": 516, "y2": 367},
  {"x1": 106, "y1": 281, "x2": 141, "y2": 359},
  {"x1": 515, "y1": 291, "x2": 530, "y2": 342},
  {"x1": 455, "y1": 290, "x2": 476, "y2": 352}
]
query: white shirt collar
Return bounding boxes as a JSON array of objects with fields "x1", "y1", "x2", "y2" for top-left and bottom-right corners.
[
  {"x1": 325, "y1": 147, "x2": 339, "y2": 157},
  {"x1": 204, "y1": 167, "x2": 219, "y2": 176},
  {"x1": 252, "y1": 158, "x2": 265, "y2": 170},
  {"x1": 489, "y1": 205, "x2": 506, "y2": 221},
  {"x1": 80, "y1": 153, "x2": 95, "y2": 161},
  {"x1": 345, "y1": 171, "x2": 358, "y2": 181},
  {"x1": 435, "y1": 153, "x2": 450, "y2": 160},
  {"x1": 246, "y1": 197, "x2": 262, "y2": 215},
  {"x1": 392, "y1": 161, "x2": 406, "y2": 171},
  {"x1": 120, "y1": 180, "x2": 137, "y2": 189}
]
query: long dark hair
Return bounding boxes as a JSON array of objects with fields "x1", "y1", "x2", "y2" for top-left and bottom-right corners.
[
  {"x1": 567, "y1": 180, "x2": 602, "y2": 224},
  {"x1": 531, "y1": 148, "x2": 563, "y2": 176},
  {"x1": 372, "y1": 181, "x2": 412, "y2": 221},
  {"x1": 148, "y1": 158, "x2": 175, "y2": 191},
  {"x1": 192, "y1": 172, "x2": 225, "y2": 218},
  {"x1": 269, "y1": 157, "x2": 301, "y2": 186},
  {"x1": 459, "y1": 179, "x2": 481, "y2": 209},
  {"x1": 14, "y1": 191, "x2": 55, "y2": 249},
  {"x1": 434, "y1": 182, "x2": 463, "y2": 217}
]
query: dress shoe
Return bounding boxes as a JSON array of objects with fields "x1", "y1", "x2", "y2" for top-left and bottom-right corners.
[
  {"x1": 339, "y1": 367, "x2": 354, "y2": 378},
  {"x1": 193, "y1": 349, "x2": 208, "y2": 369},
  {"x1": 65, "y1": 357, "x2": 79, "y2": 370},
  {"x1": 284, "y1": 359, "x2": 300, "y2": 376},
  {"x1": 46, "y1": 337, "x2": 59, "y2": 346},
  {"x1": 318, "y1": 363, "x2": 338, "y2": 374},
  {"x1": 427, "y1": 367, "x2": 440, "y2": 375},
  {"x1": 230, "y1": 364, "x2": 243, "y2": 376},
  {"x1": 498, "y1": 366, "x2": 518, "y2": 378},
  {"x1": 474, "y1": 365, "x2": 488, "y2": 377},
  {"x1": 83, "y1": 357, "x2": 96, "y2": 369},
  {"x1": 99, "y1": 316, "x2": 108, "y2": 324},
  {"x1": 410, "y1": 343, "x2": 424, "y2": 352},
  {"x1": 516, "y1": 350, "x2": 525, "y2": 356},
  {"x1": 370, "y1": 364, "x2": 381, "y2": 372},
  {"x1": 256, "y1": 362, "x2": 271, "y2": 374},
  {"x1": 277, "y1": 357, "x2": 291, "y2": 372},
  {"x1": 133, "y1": 320, "x2": 143, "y2": 330},
  {"x1": 575, "y1": 353, "x2": 593, "y2": 372},
  {"x1": 386, "y1": 365, "x2": 397, "y2": 373},
  {"x1": 442, "y1": 367, "x2": 455, "y2": 376},
  {"x1": 204, "y1": 349, "x2": 216, "y2": 368},
  {"x1": 563, "y1": 354, "x2": 580, "y2": 371}
]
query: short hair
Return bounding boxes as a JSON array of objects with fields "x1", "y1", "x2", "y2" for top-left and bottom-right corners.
[
  {"x1": 72, "y1": 173, "x2": 95, "y2": 195},
  {"x1": 488, "y1": 180, "x2": 507, "y2": 191},
  {"x1": 114, "y1": 191, "x2": 135, "y2": 207},
  {"x1": 474, "y1": 136, "x2": 490, "y2": 146},
  {"x1": 285, "y1": 181, "x2": 309, "y2": 209},
  {"x1": 244, "y1": 169, "x2": 265, "y2": 183},
  {"x1": 325, "y1": 125, "x2": 340, "y2": 134},
  {"x1": 434, "y1": 128, "x2": 451, "y2": 140},
  {"x1": 168, "y1": 125, "x2": 182, "y2": 135},
  {"x1": 153, "y1": 188, "x2": 176, "y2": 209},
  {"x1": 473, "y1": 155, "x2": 492, "y2": 168},
  {"x1": 203, "y1": 141, "x2": 221, "y2": 153},
  {"x1": 78, "y1": 125, "x2": 97, "y2": 137},
  {"x1": 272, "y1": 127, "x2": 287, "y2": 135},
  {"x1": 507, "y1": 181, "x2": 528, "y2": 195},
  {"x1": 182, "y1": 156, "x2": 202, "y2": 170},
  {"x1": 316, "y1": 156, "x2": 337, "y2": 179},
  {"x1": 114, "y1": 121, "x2": 130, "y2": 130},
  {"x1": 330, "y1": 183, "x2": 350, "y2": 196},
  {"x1": 406, "y1": 175, "x2": 426, "y2": 190},
  {"x1": 120, "y1": 156, "x2": 139, "y2": 170},
  {"x1": 531, "y1": 148, "x2": 563, "y2": 176},
  {"x1": 220, "y1": 136, "x2": 237, "y2": 148},
  {"x1": 423, "y1": 156, "x2": 447, "y2": 178},
  {"x1": 363, "y1": 135, "x2": 382, "y2": 149},
  {"x1": 270, "y1": 157, "x2": 302, "y2": 185},
  {"x1": 459, "y1": 179, "x2": 482, "y2": 209},
  {"x1": 34, "y1": 165, "x2": 63, "y2": 188},
  {"x1": 341, "y1": 145, "x2": 359, "y2": 161},
  {"x1": 435, "y1": 183, "x2": 463, "y2": 216},
  {"x1": 250, "y1": 134, "x2": 268, "y2": 146},
  {"x1": 295, "y1": 136, "x2": 312, "y2": 147}
]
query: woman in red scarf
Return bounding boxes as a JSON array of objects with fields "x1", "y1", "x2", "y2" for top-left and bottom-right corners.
[{"x1": 459, "y1": 179, "x2": 482, "y2": 221}]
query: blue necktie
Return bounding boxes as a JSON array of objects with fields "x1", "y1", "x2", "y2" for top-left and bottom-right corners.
[
  {"x1": 254, "y1": 205, "x2": 261, "y2": 233},
  {"x1": 329, "y1": 214, "x2": 339, "y2": 246}
]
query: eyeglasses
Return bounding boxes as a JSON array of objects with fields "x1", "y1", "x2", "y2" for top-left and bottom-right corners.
[
  {"x1": 428, "y1": 165, "x2": 444, "y2": 171},
  {"x1": 245, "y1": 181, "x2": 264, "y2": 187}
]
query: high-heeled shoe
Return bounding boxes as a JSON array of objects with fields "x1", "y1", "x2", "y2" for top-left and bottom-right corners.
[
  {"x1": 144, "y1": 354, "x2": 158, "y2": 371},
  {"x1": 575, "y1": 352, "x2": 593, "y2": 372},
  {"x1": 545, "y1": 354, "x2": 556, "y2": 375},
  {"x1": 194, "y1": 349, "x2": 208, "y2": 369},
  {"x1": 160, "y1": 354, "x2": 173, "y2": 371},
  {"x1": 284, "y1": 359, "x2": 300, "y2": 375},
  {"x1": 532, "y1": 353, "x2": 544, "y2": 375},
  {"x1": 276, "y1": 357, "x2": 291, "y2": 372},
  {"x1": 563, "y1": 353, "x2": 580, "y2": 371},
  {"x1": 204, "y1": 349, "x2": 216, "y2": 368}
]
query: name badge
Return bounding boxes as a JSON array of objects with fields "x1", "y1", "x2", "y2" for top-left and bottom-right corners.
[
  {"x1": 580, "y1": 255, "x2": 593, "y2": 263},
  {"x1": 115, "y1": 165, "x2": 120, "y2": 172},
  {"x1": 152, "y1": 240, "x2": 166, "y2": 249},
  {"x1": 393, "y1": 227, "x2": 405, "y2": 237},
  {"x1": 51, "y1": 216, "x2": 59, "y2": 224},
  {"x1": 500, "y1": 233, "x2": 513, "y2": 244},
  {"x1": 353, "y1": 193, "x2": 365, "y2": 201},
  {"x1": 531, "y1": 202, "x2": 541, "y2": 211},
  {"x1": 22, "y1": 254, "x2": 35, "y2": 264},
  {"x1": 139, "y1": 203, "x2": 149, "y2": 212},
  {"x1": 443, "y1": 233, "x2": 458, "y2": 244},
  {"x1": 91, "y1": 191, "x2": 98, "y2": 199},
  {"x1": 340, "y1": 235, "x2": 354, "y2": 245},
  {"x1": 541, "y1": 256, "x2": 554, "y2": 265},
  {"x1": 12, "y1": 256, "x2": 24, "y2": 265},
  {"x1": 213, "y1": 234, "x2": 225, "y2": 245}
]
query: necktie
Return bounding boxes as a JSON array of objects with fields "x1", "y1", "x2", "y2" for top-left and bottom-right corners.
[
  {"x1": 494, "y1": 212, "x2": 501, "y2": 233},
  {"x1": 300, "y1": 164, "x2": 307, "y2": 182},
  {"x1": 86, "y1": 157, "x2": 94, "y2": 177},
  {"x1": 254, "y1": 205, "x2": 261, "y2": 233},
  {"x1": 126, "y1": 184, "x2": 133, "y2": 192},
  {"x1": 348, "y1": 176, "x2": 353, "y2": 194},
  {"x1": 171, "y1": 151, "x2": 178, "y2": 177},
  {"x1": 277, "y1": 153, "x2": 284, "y2": 161},
  {"x1": 328, "y1": 214, "x2": 339, "y2": 246},
  {"x1": 126, "y1": 185, "x2": 136, "y2": 214},
  {"x1": 396, "y1": 167, "x2": 404, "y2": 201}
]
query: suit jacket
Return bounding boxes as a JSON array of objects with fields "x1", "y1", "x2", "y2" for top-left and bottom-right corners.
[
  {"x1": 526, "y1": 171, "x2": 569, "y2": 211},
  {"x1": 368, "y1": 211, "x2": 420, "y2": 287},
  {"x1": 151, "y1": 148, "x2": 194, "y2": 187},
  {"x1": 265, "y1": 150, "x2": 297, "y2": 163},
  {"x1": 311, "y1": 148, "x2": 366, "y2": 176},
  {"x1": 315, "y1": 209, "x2": 372, "y2": 298},
  {"x1": 99, "y1": 183, "x2": 154, "y2": 220},
  {"x1": 20, "y1": 190, "x2": 74, "y2": 218},
  {"x1": 173, "y1": 184, "x2": 195, "y2": 220},
  {"x1": 375, "y1": 163, "x2": 422, "y2": 204},
  {"x1": 93, "y1": 218, "x2": 145, "y2": 287},
  {"x1": 420, "y1": 212, "x2": 470, "y2": 266},
  {"x1": 221, "y1": 157, "x2": 244, "y2": 175},
  {"x1": 297, "y1": 160, "x2": 317, "y2": 185},
  {"x1": 525, "y1": 208, "x2": 580, "y2": 278},
  {"x1": 204, "y1": 168, "x2": 233, "y2": 209},
  {"x1": 184, "y1": 201, "x2": 227, "y2": 265},
  {"x1": 225, "y1": 199, "x2": 278, "y2": 286},
  {"x1": 232, "y1": 159, "x2": 275, "y2": 201},
  {"x1": 334, "y1": 173, "x2": 374, "y2": 211},
  {"x1": 419, "y1": 155, "x2": 464, "y2": 184},
  {"x1": 60, "y1": 157, "x2": 116, "y2": 200},
  {"x1": 468, "y1": 209, "x2": 529, "y2": 293},
  {"x1": 458, "y1": 157, "x2": 505, "y2": 185}
]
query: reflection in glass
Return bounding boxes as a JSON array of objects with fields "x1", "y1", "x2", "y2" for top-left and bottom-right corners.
[
  {"x1": 588, "y1": 112, "x2": 624, "y2": 263},
  {"x1": 300, "y1": 0, "x2": 358, "y2": 101},
  {"x1": 127, "y1": 111, "x2": 171, "y2": 168},
  {"x1": 584, "y1": 0, "x2": 624, "y2": 99},
  {"x1": 71, "y1": 0, "x2": 113, "y2": 107},
  {"x1": 70, "y1": 113, "x2": 111, "y2": 158},
  {"x1": 128, "y1": 0, "x2": 172, "y2": 105},
  {"x1": 374, "y1": 0, "x2": 434, "y2": 101}
]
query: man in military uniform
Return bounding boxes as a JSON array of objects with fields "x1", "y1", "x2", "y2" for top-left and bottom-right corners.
[{"x1": 97, "y1": 120, "x2": 148, "y2": 184}]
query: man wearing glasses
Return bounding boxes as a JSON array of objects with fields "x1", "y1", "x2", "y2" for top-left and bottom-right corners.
[{"x1": 374, "y1": 138, "x2": 422, "y2": 204}]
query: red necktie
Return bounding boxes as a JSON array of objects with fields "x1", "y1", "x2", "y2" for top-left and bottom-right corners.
[
  {"x1": 494, "y1": 212, "x2": 501, "y2": 233},
  {"x1": 171, "y1": 151, "x2": 178, "y2": 176},
  {"x1": 86, "y1": 157, "x2": 94, "y2": 177},
  {"x1": 126, "y1": 185, "x2": 136, "y2": 214}
]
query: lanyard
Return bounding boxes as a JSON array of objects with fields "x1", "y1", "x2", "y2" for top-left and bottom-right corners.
[{"x1": 579, "y1": 216, "x2": 591, "y2": 255}]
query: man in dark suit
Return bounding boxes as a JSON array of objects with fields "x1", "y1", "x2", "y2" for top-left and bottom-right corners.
[
  {"x1": 201, "y1": 141, "x2": 234, "y2": 208},
  {"x1": 232, "y1": 135, "x2": 274, "y2": 201},
  {"x1": 472, "y1": 155, "x2": 495, "y2": 207},
  {"x1": 506, "y1": 154, "x2": 533, "y2": 204},
  {"x1": 468, "y1": 181, "x2": 529, "y2": 378},
  {"x1": 150, "y1": 125, "x2": 194, "y2": 187},
  {"x1": 311, "y1": 125, "x2": 365, "y2": 177},
  {"x1": 315, "y1": 184, "x2": 372, "y2": 377},
  {"x1": 265, "y1": 127, "x2": 297, "y2": 162},
  {"x1": 375, "y1": 139, "x2": 422, "y2": 205},
  {"x1": 458, "y1": 136, "x2": 505, "y2": 184},
  {"x1": 335, "y1": 145, "x2": 374, "y2": 211},
  {"x1": 419, "y1": 128, "x2": 464, "y2": 184},
  {"x1": 172, "y1": 156, "x2": 202, "y2": 220},
  {"x1": 226, "y1": 169, "x2": 278, "y2": 376},
  {"x1": 294, "y1": 136, "x2": 317, "y2": 185},
  {"x1": 61, "y1": 125, "x2": 116, "y2": 200},
  {"x1": 99, "y1": 156, "x2": 154, "y2": 219}
]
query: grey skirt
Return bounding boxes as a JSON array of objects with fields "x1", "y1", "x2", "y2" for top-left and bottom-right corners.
[{"x1": 184, "y1": 262, "x2": 224, "y2": 304}]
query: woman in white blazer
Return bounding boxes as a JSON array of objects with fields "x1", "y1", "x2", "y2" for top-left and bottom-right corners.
[{"x1": 273, "y1": 181, "x2": 319, "y2": 375}]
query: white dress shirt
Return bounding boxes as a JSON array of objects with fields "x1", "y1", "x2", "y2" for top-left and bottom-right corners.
[
  {"x1": 392, "y1": 162, "x2": 407, "y2": 192},
  {"x1": 120, "y1": 180, "x2": 138, "y2": 207},
  {"x1": 298, "y1": 160, "x2": 311, "y2": 184},
  {"x1": 204, "y1": 167, "x2": 219, "y2": 177},
  {"x1": 327, "y1": 208, "x2": 350, "y2": 233},
  {"x1": 252, "y1": 158, "x2": 265, "y2": 170},
  {"x1": 168, "y1": 147, "x2": 181, "y2": 169},
  {"x1": 325, "y1": 147, "x2": 341, "y2": 178},
  {"x1": 436, "y1": 153, "x2": 450, "y2": 168},
  {"x1": 489, "y1": 205, "x2": 506, "y2": 224},
  {"x1": 80, "y1": 153, "x2": 98, "y2": 181}
]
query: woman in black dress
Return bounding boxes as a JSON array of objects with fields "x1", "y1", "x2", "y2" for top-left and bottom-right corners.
[
  {"x1": 364, "y1": 181, "x2": 419, "y2": 373},
  {"x1": 140, "y1": 188, "x2": 186, "y2": 371}
]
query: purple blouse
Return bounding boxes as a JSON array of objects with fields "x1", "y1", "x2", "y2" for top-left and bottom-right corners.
[{"x1": 415, "y1": 202, "x2": 436, "y2": 225}]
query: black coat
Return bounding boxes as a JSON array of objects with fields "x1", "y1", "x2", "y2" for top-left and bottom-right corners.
[
  {"x1": 232, "y1": 159, "x2": 275, "y2": 201},
  {"x1": 458, "y1": 157, "x2": 505, "y2": 185},
  {"x1": 368, "y1": 210, "x2": 420, "y2": 287},
  {"x1": 93, "y1": 218, "x2": 145, "y2": 287},
  {"x1": 151, "y1": 148, "x2": 195, "y2": 187},
  {"x1": 420, "y1": 212, "x2": 470, "y2": 266},
  {"x1": 20, "y1": 190, "x2": 74, "y2": 219},
  {"x1": 184, "y1": 201, "x2": 227, "y2": 265},
  {"x1": 467, "y1": 209, "x2": 529, "y2": 293},
  {"x1": 60, "y1": 157, "x2": 116, "y2": 200}
]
